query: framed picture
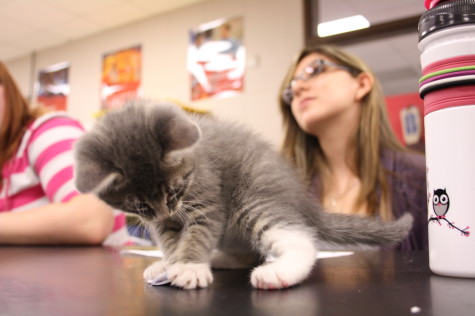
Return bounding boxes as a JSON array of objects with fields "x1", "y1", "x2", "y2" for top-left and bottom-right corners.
[
  {"x1": 188, "y1": 16, "x2": 245, "y2": 101},
  {"x1": 36, "y1": 62, "x2": 70, "y2": 111},
  {"x1": 101, "y1": 45, "x2": 141, "y2": 109}
]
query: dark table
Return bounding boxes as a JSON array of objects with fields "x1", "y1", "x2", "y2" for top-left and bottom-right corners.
[{"x1": 0, "y1": 247, "x2": 473, "y2": 316}]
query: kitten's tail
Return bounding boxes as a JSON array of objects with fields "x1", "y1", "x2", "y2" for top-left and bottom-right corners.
[{"x1": 314, "y1": 212, "x2": 414, "y2": 247}]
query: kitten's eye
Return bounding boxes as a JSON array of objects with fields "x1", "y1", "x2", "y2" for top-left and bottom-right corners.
[
  {"x1": 165, "y1": 181, "x2": 188, "y2": 207},
  {"x1": 166, "y1": 186, "x2": 183, "y2": 204},
  {"x1": 183, "y1": 169, "x2": 194, "y2": 181},
  {"x1": 164, "y1": 170, "x2": 193, "y2": 206}
]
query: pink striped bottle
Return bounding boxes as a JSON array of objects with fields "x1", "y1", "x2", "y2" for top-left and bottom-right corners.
[{"x1": 419, "y1": 0, "x2": 475, "y2": 277}]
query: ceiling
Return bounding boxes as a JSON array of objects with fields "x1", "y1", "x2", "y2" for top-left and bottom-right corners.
[
  {"x1": 0, "y1": 0, "x2": 208, "y2": 62},
  {"x1": 0, "y1": 0, "x2": 426, "y2": 96}
]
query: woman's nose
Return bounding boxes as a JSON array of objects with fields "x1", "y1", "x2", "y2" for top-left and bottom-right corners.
[{"x1": 291, "y1": 79, "x2": 309, "y2": 98}]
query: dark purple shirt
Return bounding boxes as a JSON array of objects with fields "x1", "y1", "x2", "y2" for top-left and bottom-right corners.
[
  {"x1": 382, "y1": 150, "x2": 428, "y2": 250},
  {"x1": 310, "y1": 149, "x2": 428, "y2": 251}
]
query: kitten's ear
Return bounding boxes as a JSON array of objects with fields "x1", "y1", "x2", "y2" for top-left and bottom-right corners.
[
  {"x1": 75, "y1": 158, "x2": 123, "y2": 195},
  {"x1": 162, "y1": 116, "x2": 201, "y2": 166},
  {"x1": 91, "y1": 172, "x2": 123, "y2": 195},
  {"x1": 165, "y1": 116, "x2": 201, "y2": 151}
]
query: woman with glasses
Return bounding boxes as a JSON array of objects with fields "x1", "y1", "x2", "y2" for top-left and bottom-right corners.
[
  {"x1": 279, "y1": 45, "x2": 427, "y2": 250},
  {"x1": 0, "y1": 60, "x2": 130, "y2": 245}
]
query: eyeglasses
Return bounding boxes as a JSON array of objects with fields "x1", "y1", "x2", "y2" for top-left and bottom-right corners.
[{"x1": 281, "y1": 59, "x2": 355, "y2": 105}]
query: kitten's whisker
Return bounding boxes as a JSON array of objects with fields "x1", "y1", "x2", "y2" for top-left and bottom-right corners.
[
  {"x1": 180, "y1": 202, "x2": 211, "y2": 226},
  {"x1": 176, "y1": 206, "x2": 195, "y2": 224}
]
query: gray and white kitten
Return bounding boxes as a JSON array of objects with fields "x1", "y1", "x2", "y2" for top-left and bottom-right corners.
[{"x1": 74, "y1": 99, "x2": 412, "y2": 290}]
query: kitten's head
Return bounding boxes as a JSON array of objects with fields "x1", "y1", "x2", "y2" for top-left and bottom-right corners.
[{"x1": 74, "y1": 99, "x2": 201, "y2": 221}]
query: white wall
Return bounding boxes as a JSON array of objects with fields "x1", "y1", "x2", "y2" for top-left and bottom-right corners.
[{"x1": 6, "y1": 0, "x2": 303, "y2": 146}]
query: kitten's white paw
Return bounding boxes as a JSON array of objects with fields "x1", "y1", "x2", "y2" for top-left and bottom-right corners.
[
  {"x1": 167, "y1": 262, "x2": 213, "y2": 289},
  {"x1": 252, "y1": 227, "x2": 317, "y2": 290},
  {"x1": 143, "y1": 260, "x2": 169, "y2": 282},
  {"x1": 250, "y1": 262, "x2": 311, "y2": 290}
]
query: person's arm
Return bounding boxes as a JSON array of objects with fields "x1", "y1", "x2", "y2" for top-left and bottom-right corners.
[{"x1": 0, "y1": 194, "x2": 114, "y2": 245}]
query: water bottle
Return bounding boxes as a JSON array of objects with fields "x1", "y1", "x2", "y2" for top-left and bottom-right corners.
[{"x1": 418, "y1": 0, "x2": 475, "y2": 277}]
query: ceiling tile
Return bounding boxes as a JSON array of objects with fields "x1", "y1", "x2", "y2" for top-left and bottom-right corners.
[
  {"x1": 0, "y1": 0, "x2": 210, "y2": 62},
  {"x1": 126, "y1": 0, "x2": 204, "y2": 12},
  {"x1": 13, "y1": 30, "x2": 69, "y2": 51},
  {"x1": 50, "y1": 17, "x2": 105, "y2": 40},
  {"x1": 84, "y1": 2, "x2": 150, "y2": 29},
  {"x1": 41, "y1": 0, "x2": 122, "y2": 15},
  {"x1": 0, "y1": 14, "x2": 36, "y2": 41},
  {"x1": 0, "y1": 0, "x2": 75, "y2": 28}
]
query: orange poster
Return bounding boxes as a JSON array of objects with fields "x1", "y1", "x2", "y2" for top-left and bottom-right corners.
[{"x1": 101, "y1": 45, "x2": 141, "y2": 109}]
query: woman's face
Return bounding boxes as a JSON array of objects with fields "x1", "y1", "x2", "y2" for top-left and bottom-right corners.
[{"x1": 289, "y1": 53, "x2": 362, "y2": 135}]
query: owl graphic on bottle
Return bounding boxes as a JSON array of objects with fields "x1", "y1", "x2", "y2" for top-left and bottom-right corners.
[{"x1": 429, "y1": 188, "x2": 470, "y2": 237}]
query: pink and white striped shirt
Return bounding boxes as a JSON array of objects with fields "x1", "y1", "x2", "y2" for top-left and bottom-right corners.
[{"x1": 0, "y1": 112, "x2": 130, "y2": 246}]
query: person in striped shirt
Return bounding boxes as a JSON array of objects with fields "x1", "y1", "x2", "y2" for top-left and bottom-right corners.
[{"x1": 0, "y1": 60, "x2": 130, "y2": 246}]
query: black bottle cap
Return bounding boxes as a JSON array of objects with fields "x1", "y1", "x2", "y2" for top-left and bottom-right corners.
[{"x1": 418, "y1": 0, "x2": 475, "y2": 41}]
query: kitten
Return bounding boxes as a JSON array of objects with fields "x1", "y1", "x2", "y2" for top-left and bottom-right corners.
[{"x1": 74, "y1": 99, "x2": 413, "y2": 290}]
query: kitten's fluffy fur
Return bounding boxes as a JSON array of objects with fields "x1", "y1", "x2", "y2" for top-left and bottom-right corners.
[{"x1": 74, "y1": 99, "x2": 412, "y2": 290}]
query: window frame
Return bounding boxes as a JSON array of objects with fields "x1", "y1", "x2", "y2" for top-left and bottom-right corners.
[{"x1": 303, "y1": 0, "x2": 421, "y2": 47}]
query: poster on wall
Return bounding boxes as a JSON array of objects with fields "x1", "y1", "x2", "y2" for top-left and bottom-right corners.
[
  {"x1": 188, "y1": 16, "x2": 245, "y2": 101},
  {"x1": 101, "y1": 45, "x2": 141, "y2": 110},
  {"x1": 385, "y1": 92, "x2": 425, "y2": 152},
  {"x1": 36, "y1": 62, "x2": 70, "y2": 111}
]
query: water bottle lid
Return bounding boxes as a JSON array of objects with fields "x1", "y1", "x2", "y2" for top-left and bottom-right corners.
[
  {"x1": 419, "y1": 0, "x2": 475, "y2": 41},
  {"x1": 425, "y1": 0, "x2": 451, "y2": 9}
]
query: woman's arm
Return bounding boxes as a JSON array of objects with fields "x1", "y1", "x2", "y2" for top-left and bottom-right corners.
[{"x1": 0, "y1": 194, "x2": 114, "y2": 245}]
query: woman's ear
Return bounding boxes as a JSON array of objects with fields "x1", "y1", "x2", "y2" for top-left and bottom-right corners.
[{"x1": 355, "y1": 72, "x2": 373, "y2": 101}]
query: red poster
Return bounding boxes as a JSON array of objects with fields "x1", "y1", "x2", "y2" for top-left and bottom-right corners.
[{"x1": 385, "y1": 92, "x2": 425, "y2": 152}]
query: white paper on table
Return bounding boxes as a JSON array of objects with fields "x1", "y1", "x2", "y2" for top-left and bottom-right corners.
[
  {"x1": 317, "y1": 251, "x2": 354, "y2": 259},
  {"x1": 121, "y1": 249, "x2": 164, "y2": 257},
  {"x1": 120, "y1": 249, "x2": 353, "y2": 259},
  {"x1": 120, "y1": 249, "x2": 354, "y2": 286}
]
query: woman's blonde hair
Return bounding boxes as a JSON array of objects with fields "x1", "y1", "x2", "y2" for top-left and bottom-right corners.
[
  {"x1": 0, "y1": 60, "x2": 47, "y2": 185},
  {"x1": 279, "y1": 45, "x2": 406, "y2": 220}
]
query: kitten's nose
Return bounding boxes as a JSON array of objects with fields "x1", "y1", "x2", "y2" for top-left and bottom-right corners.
[{"x1": 154, "y1": 200, "x2": 171, "y2": 220}]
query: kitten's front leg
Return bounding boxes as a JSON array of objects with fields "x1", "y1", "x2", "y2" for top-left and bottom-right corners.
[
  {"x1": 143, "y1": 259, "x2": 214, "y2": 289},
  {"x1": 166, "y1": 262, "x2": 213, "y2": 289},
  {"x1": 251, "y1": 227, "x2": 317, "y2": 290},
  {"x1": 145, "y1": 219, "x2": 221, "y2": 289},
  {"x1": 143, "y1": 222, "x2": 175, "y2": 283}
]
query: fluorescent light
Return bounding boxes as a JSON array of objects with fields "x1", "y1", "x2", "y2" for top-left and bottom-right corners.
[{"x1": 317, "y1": 15, "x2": 370, "y2": 37}]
